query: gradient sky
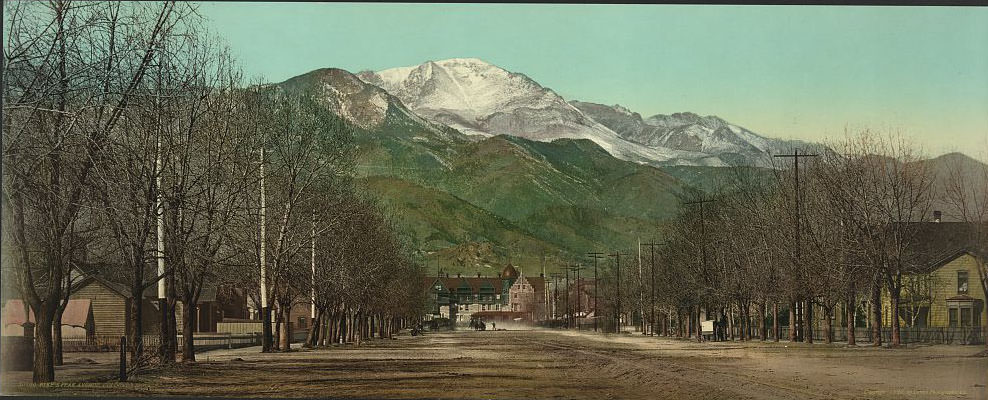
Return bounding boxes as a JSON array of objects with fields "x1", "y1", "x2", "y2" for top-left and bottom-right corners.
[{"x1": 201, "y1": 3, "x2": 988, "y2": 159}]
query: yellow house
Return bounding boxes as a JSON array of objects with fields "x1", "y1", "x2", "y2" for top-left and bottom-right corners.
[
  {"x1": 881, "y1": 222, "x2": 987, "y2": 343},
  {"x1": 889, "y1": 251, "x2": 986, "y2": 328}
]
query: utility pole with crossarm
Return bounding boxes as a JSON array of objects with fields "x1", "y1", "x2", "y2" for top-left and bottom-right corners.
[
  {"x1": 587, "y1": 252, "x2": 605, "y2": 332},
  {"x1": 683, "y1": 197, "x2": 715, "y2": 342},
  {"x1": 608, "y1": 252, "x2": 629, "y2": 333},
  {"x1": 640, "y1": 240, "x2": 667, "y2": 336},
  {"x1": 773, "y1": 148, "x2": 818, "y2": 343}
]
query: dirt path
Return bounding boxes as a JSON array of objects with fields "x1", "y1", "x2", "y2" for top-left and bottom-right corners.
[{"x1": 3, "y1": 329, "x2": 985, "y2": 399}]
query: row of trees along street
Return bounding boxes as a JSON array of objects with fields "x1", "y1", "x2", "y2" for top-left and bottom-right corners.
[
  {"x1": 588, "y1": 131, "x2": 986, "y2": 347},
  {"x1": 2, "y1": 1, "x2": 426, "y2": 383}
]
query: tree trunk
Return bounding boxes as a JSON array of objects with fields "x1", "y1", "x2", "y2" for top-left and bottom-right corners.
[
  {"x1": 890, "y1": 285, "x2": 901, "y2": 346},
  {"x1": 33, "y1": 308, "x2": 56, "y2": 383},
  {"x1": 728, "y1": 307, "x2": 735, "y2": 341},
  {"x1": 182, "y1": 301, "x2": 196, "y2": 362},
  {"x1": 694, "y1": 306, "x2": 702, "y2": 342},
  {"x1": 129, "y1": 286, "x2": 144, "y2": 363},
  {"x1": 760, "y1": 303, "x2": 768, "y2": 341},
  {"x1": 686, "y1": 310, "x2": 692, "y2": 338},
  {"x1": 804, "y1": 299, "x2": 814, "y2": 344},
  {"x1": 846, "y1": 285, "x2": 856, "y2": 346},
  {"x1": 323, "y1": 313, "x2": 331, "y2": 345},
  {"x1": 158, "y1": 297, "x2": 175, "y2": 364},
  {"x1": 166, "y1": 270, "x2": 178, "y2": 359},
  {"x1": 53, "y1": 310, "x2": 64, "y2": 366},
  {"x1": 773, "y1": 303, "x2": 780, "y2": 342},
  {"x1": 274, "y1": 308, "x2": 282, "y2": 348},
  {"x1": 279, "y1": 305, "x2": 291, "y2": 351},
  {"x1": 304, "y1": 309, "x2": 320, "y2": 348},
  {"x1": 871, "y1": 280, "x2": 882, "y2": 346},
  {"x1": 262, "y1": 305, "x2": 273, "y2": 352},
  {"x1": 846, "y1": 298, "x2": 856, "y2": 346},
  {"x1": 823, "y1": 305, "x2": 833, "y2": 344}
]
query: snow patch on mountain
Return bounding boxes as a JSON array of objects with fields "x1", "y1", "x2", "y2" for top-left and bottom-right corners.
[{"x1": 357, "y1": 58, "x2": 719, "y2": 166}]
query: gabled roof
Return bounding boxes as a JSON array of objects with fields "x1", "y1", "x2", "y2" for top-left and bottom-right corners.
[
  {"x1": 902, "y1": 222, "x2": 987, "y2": 274},
  {"x1": 2, "y1": 299, "x2": 93, "y2": 328},
  {"x1": 71, "y1": 263, "x2": 218, "y2": 303},
  {"x1": 500, "y1": 264, "x2": 519, "y2": 279}
]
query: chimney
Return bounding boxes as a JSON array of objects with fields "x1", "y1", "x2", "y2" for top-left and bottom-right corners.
[{"x1": 933, "y1": 210, "x2": 942, "y2": 223}]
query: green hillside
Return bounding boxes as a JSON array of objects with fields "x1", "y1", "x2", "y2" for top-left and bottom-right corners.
[
  {"x1": 277, "y1": 68, "x2": 691, "y2": 275},
  {"x1": 354, "y1": 129, "x2": 688, "y2": 274}
]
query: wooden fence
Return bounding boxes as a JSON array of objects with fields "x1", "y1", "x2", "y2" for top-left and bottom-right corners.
[
  {"x1": 811, "y1": 326, "x2": 985, "y2": 345},
  {"x1": 62, "y1": 333, "x2": 263, "y2": 353}
]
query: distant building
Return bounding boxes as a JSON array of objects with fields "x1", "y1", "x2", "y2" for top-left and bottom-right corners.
[
  {"x1": 424, "y1": 264, "x2": 547, "y2": 324},
  {"x1": 508, "y1": 272, "x2": 547, "y2": 321},
  {"x1": 1, "y1": 263, "x2": 250, "y2": 339}
]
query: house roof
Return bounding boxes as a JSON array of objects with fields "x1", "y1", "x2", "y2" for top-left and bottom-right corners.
[
  {"x1": 424, "y1": 276, "x2": 508, "y2": 296},
  {"x1": 902, "y1": 222, "x2": 987, "y2": 274},
  {"x1": 500, "y1": 264, "x2": 519, "y2": 279},
  {"x1": 71, "y1": 262, "x2": 218, "y2": 303},
  {"x1": 2, "y1": 299, "x2": 92, "y2": 328}
]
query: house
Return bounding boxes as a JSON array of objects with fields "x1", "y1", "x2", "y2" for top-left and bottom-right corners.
[
  {"x1": 881, "y1": 222, "x2": 987, "y2": 343},
  {"x1": 1, "y1": 299, "x2": 95, "y2": 339},
  {"x1": 68, "y1": 264, "x2": 248, "y2": 336},
  {"x1": 69, "y1": 271, "x2": 162, "y2": 338},
  {"x1": 424, "y1": 264, "x2": 549, "y2": 324},
  {"x1": 508, "y1": 272, "x2": 547, "y2": 322}
]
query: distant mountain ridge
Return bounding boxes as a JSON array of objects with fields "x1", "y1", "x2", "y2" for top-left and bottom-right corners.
[
  {"x1": 271, "y1": 61, "x2": 984, "y2": 272},
  {"x1": 570, "y1": 101, "x2": 812, "y2": 167},
  {"x1": 357, "y1": 58, "x2": 810, "y2": 167}
]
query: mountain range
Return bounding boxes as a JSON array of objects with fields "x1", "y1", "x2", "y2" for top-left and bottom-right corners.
[{"x1": 276, "y1": 58, "x2": 984, "y2": 275}]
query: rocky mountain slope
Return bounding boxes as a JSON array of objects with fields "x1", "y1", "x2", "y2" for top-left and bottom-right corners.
[{"x1": 570, "y1": 101, "x2": 811, "y2": 167}]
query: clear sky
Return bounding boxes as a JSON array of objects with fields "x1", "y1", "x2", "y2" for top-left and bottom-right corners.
[{"x1": 201, "y1": 3, "x2": 988, "y2": 159}]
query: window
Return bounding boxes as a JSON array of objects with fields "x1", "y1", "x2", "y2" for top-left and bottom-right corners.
[
  {"x1": 948, "y1": 308, "x2": 959, "y2": 327},
  {"x1": 957, "y1": 271, "x2": 969, "y2": 294},
  {"x1": 960, "y1": 307, "x2": 973, "y2": 327}
]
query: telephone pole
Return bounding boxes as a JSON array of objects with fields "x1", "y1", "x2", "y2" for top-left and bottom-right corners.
[
  {"x1": 684, "y1": 197, "x2": 715, "y2": 342},
  {"x1": 774, "y1": 148, "x2": 819, "y2": 343},
  {"x1": 587, "y1": 252, "x2": 605, "y2": 332},
  {"x1": 310, "y1": 212, "x2": 317, "y2": 322},
  {"x1": 608, "y1": 252, "x2": 628, "y2": 333},
  {"x1": 568, "y1": 265, "x2": 584, "y2": 330},
  {"x1": 155, "y1": 140, "x2": 171, "y2": 362},
  {"x1": 564, "y1": 265, "x2": 571, "y2": 328},
  {"x1": 550, "y1": 272, "x2": 563, "y2": 321},
  {"x1": 259, "y1": 148, "x2": 272, "y2": 352},
  {"x1": 640, "y1": 241, "x2": 666, "y2": 336}
]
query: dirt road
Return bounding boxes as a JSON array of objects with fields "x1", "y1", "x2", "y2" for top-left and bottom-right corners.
[{"x1": 3, "y1": 329, "x2": 985, "y2": 399}]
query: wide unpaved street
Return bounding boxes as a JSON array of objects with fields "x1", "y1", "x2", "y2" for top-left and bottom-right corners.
[{"x1": 3, "y1": 329, "x2": 986, "y2": 399}]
